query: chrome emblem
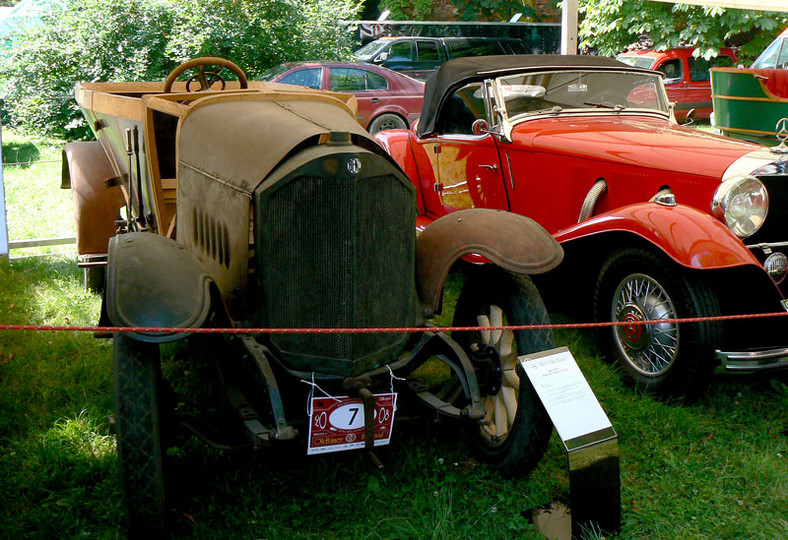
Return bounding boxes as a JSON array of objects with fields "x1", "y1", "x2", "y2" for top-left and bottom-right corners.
[
  {"x1": 771, "y1": 117, "x2": 788, "y2": 156},
  {"x1": 347, "y1": 157, "x2": 362, "y2": 175},
  {"x1": 777, "y1": 118, "x2": 788, "y2": 143}
]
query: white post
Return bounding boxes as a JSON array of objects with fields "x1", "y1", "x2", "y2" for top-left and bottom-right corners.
[
  {"x1": 0, "y1": 112, "x2": 8, "y2": 266},
  {"x1": 561, "y1": 0, "x2": 579, "y2": 55}
]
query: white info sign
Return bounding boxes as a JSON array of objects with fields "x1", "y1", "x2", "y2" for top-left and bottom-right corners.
[{"x1": 519, "y1": 347, "x2": 612, "y2": 442}]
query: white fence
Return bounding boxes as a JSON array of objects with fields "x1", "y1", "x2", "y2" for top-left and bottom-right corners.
[{"x1": 0, "y1": 123, "x2": 76, "y2": 265}]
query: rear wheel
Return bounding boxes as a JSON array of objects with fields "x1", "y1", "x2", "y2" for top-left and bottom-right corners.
[
  {"x1": 594, "y1": 248, "x2": 721, "y2": 399},
  {"x1": 368, "y1": 113, "x2": 407, "y2": 134},
  {"x1": 452, "y1": 268, "x2": 553, "y2": 476},
  {"x1": 113, "y1": 334, "x2": 167, "y2": 535}
]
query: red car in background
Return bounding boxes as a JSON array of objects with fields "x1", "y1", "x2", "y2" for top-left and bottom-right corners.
[
  {"x1": 617, "y1": 47, "x2": 737, "y2": 121},
  {"x1": 261, "y1": 61, "x2": 424, "y2": 133}
]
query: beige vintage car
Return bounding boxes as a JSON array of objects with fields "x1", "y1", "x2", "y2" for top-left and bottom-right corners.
[{"x1": 61, "y1": 57, "x2": 563, "y2": 535}]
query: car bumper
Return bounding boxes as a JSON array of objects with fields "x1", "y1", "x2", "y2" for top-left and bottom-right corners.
[{"x1": 715, "y1": 347, "x2": 788, "y2": 372}]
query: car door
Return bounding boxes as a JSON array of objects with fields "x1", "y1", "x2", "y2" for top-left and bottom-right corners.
[
  {"x1": 412, "y1": 39, "x2": 446, "y2": 79},
  {"x1": 328, "y1": 66, "x2": 388, "y2": 128},
  {"x1": 381, "y1": 40, "x2": 417, "y2": 77},
  {"x1": 654, "y1": 57, "x2": 687, "y2": 110},
  {"x1": 430, "y1": 82, "x2": 509, "y2": 214}
]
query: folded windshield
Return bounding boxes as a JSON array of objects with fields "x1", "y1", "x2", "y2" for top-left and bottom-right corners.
[{"x1": 497, "y1": 70, "x2": 669, "y2": 118}]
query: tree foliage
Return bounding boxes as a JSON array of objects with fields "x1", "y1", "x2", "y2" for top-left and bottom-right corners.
[
  {"x1": 381, "y1": 0, "x2": 533, "y2": 22},
  {"x1": 0, "y1": 0, "x2": 361, "y2": 139},
  {"x1": 579, "y1": 0, "x2": 788, "y2": 61}
]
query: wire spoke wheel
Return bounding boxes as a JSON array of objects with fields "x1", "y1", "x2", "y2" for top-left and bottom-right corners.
[
  {"x1": 611, "y1": 273, "x2": 678, "y2": 377},
  {"x1": 595, "y1": 248, "x2": 721, "y2": 399}
]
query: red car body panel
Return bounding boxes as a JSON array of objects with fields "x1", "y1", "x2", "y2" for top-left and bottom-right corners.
[
  {"x1": 378, "y1": 114, "x2": 764, "y2": 272},
  {"x1": 554, "y1": 203, "x2": 761, "y2": 270}
]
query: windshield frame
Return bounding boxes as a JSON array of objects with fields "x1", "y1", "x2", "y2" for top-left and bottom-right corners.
[{"x1": 491, "y1": 68, "x2": 671, "y2": 127}]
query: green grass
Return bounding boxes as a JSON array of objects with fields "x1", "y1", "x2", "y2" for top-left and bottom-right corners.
[
  {"x1": 1, "y1": 256, "x2": 785, "y2": 539},
  {"x1": 0, "y1": 131, "x2": 786, "y2": 538},
  {"x1": 2, "y1": 129, "x2": 76, "y2": 257}
]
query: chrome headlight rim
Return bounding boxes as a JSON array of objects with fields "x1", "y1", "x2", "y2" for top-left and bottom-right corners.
[{"x1": 711, "y1": 174, "x2": 769, "y2": 239}]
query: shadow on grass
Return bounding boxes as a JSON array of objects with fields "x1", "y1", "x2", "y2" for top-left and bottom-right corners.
[{"x1": 2, "y1": 140, "x2": 41, "y2": 168}]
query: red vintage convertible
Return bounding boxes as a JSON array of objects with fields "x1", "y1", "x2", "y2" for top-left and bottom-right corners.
[{"x1": 376, "y1": 54, "x2": 788, "y2": 398}]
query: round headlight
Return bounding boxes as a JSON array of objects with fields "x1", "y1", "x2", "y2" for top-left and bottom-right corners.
[{"x1": 711, "y1": 175, "x2": 768, "y2": 238}]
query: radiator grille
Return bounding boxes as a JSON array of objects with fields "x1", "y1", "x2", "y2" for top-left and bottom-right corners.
[{"x1": 256, "y1": 163, "x2": 415, "y2": 375}]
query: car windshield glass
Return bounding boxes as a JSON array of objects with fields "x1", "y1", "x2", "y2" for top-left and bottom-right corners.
[
  {"x1": 616, "y1": 56, "x2": 656, "y2": 69},
  {"x1": 497, "y1": 70, "x2": 668, "y2": 118},
  {"x1": 353, "y1": 40, "x2": 391, "y2": 61},
  {"x1": 751, "y1": 37, "x2": 787, "y2": 69}
]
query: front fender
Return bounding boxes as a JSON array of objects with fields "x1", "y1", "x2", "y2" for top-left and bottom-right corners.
[
  {"x1": 106, "y1": 233, "x2": 216, "y2": 343},
  {"x1": 416, "y1": 209, "x2": 563, "y2": 315},
  {"x1": 556, "y1": 202, "x2": 761, "y2": 270}
]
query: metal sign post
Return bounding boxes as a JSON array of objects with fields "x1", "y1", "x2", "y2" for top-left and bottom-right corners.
[
  {"x1": 0, "y1": 113, "x2": 8, "y2": 266},
  {"x1": 561, "y1": 0, "x2": 578, "y2": 54},
  {"x1": 520, "y1": 346, "x2": 621, "y2": 538}
]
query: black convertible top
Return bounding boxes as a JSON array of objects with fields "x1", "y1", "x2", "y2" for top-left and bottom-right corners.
[{"x1": 417, "y1": 54, "x2": 654, "y2": 138}]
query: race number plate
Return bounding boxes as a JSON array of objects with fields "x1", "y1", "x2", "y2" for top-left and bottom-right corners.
[{"x1": 307, "y1": 393, "x2": 397, "y2": 455}]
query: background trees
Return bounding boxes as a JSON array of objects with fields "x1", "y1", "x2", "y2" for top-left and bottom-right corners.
[
  {"x1": 0, "y1": 0, "x2": 360, "y2": 139},
  {"x1": 579, "y1": 1, "x2": 788, "y2": 60},
  {"x1": 2, "y1": 0, "x2": 787, "y2": 140}
]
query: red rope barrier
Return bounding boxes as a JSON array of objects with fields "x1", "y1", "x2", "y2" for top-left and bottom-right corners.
[{"x1": 1, "y1": 310, "x2": 787, "y2": 335}]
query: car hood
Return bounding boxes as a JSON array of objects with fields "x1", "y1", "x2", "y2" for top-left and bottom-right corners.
[{"x1": 515, "y1": 115, "x2": 761, "y2": 179}]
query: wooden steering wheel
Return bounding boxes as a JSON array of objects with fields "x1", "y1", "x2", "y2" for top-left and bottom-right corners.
[{"x1": 163, "y1": 57, "x2": 248, "y2": 93}]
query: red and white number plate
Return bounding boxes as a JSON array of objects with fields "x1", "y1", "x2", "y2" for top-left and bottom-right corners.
[{"x1": 307, "y1": 393, "x2": 397, "y2": 455}]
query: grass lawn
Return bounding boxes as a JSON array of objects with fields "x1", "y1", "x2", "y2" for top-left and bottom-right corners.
[{"x1": 0, "y1": 130, "x2": 786, "y2": 538}]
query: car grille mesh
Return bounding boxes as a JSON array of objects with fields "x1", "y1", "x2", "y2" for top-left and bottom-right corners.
[{"x1": 257, "y1": 170, "x2": 415, "y2": 374}]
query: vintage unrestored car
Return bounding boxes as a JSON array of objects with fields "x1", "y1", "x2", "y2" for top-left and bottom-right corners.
[
  {"x1": 375, "y1": 54, "x2": 788, "y2": 399},
  {"x1": 61, "y1": 57, "x2": 563, "y2": 534}
]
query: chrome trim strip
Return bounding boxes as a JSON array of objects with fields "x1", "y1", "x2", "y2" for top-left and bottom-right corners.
[
  {"x1": 746, "y1": 241, "x2": 788, "y2": 251},
  {"x1": 715, "y1": 347, "x2": 788, "y2": 372},
  {"x1": 505, "y1": 152, "x2": 515, "y2": 190}
]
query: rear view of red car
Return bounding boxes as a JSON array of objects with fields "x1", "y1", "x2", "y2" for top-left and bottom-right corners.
[{"x1": 617, "y1": 47, "x2": 737, "y2": 121}]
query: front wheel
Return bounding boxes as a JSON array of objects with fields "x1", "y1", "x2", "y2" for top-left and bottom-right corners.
[
  {"x1": 594, "y1": 248, "x2": 722, "y2": 399},
  {"x1": 452, "y1": 268, "x2": 554, "y2": 476},
  {"x1": 113, "y1": 334, "x2": 168, "y2": 535}
]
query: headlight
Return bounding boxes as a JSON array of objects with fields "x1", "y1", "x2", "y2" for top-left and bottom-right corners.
[{"x1": 711, "y1": 175, "x2": 768, "y2": 238}]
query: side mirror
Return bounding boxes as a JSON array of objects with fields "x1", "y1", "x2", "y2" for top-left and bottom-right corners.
[
  {"x1": 684, "y1": 108, "x2": 696, "y2": 125},
  {"x1": 376, "y1": 52, "x2": 389, "y2": 63},
  {"x1": 472, "y1": 119, "x2": 490, "y2": 136}
]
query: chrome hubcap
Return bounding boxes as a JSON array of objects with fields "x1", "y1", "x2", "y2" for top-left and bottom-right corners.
[{"x1": 611, "y1": 274, "x2": 678, "y2": 376}]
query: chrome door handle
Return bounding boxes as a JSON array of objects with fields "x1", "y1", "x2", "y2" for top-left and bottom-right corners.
[{"x1": 479, "y1": 164, "x2": 498, "y2": 171}]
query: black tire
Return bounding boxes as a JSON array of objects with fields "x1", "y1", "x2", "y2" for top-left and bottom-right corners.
[
  {"x1": 368, "y1": 113, "x2": 407, "y2": 134},
  {"x1": 594, "y1": 248, "x2": 722, "y2": 399},
  {"x1": 452, "y1": 268, "x2": 554, "y2": 477},
  {"x1": 113, "y1": 334, "x2": 168, "y2": 535}
]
